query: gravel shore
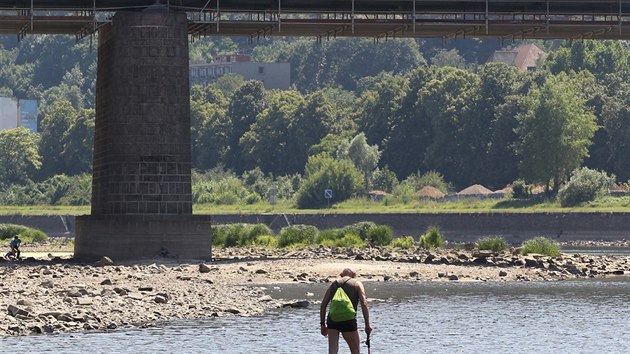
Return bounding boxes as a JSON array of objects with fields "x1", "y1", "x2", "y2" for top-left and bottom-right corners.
[{"x1": 1, "y1": 243, "x2": 629, "y2": 337}]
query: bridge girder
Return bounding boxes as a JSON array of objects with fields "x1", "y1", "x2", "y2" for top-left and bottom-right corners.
[{"x1": 2, "y1": 1, "x2": 630, "y2": 40}]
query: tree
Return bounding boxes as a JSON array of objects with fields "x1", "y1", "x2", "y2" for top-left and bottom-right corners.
[
  {"x1": 239, "y1": 90, "x2": 304, "y2": 175},
  {"x1": 515, "y1": 73, "x2": 598, "y2": 195},
  {"x1": 600, "y1": 92, "x2": 630, "y2": 181},
  {"x1": 381, "y1": 67, "x2": 434, "y2": 178},
  {"x1": 354, "y1": 72, "x2": 409, "y2": 147},
  {"x1": 191, "y1": 99, "x2": 230, "y2": 170},
  {"x1": 430, "y1": 49, "x2": 467, "y2": 68},
  {"x1": 421, "y1": 66, "x2": 481, "y2": 188},
  {"x1": 337, "y1": 133, "x2": 380, "y2": 192},
  {"x1": 476, "y1": 63, "x2": 525, "y2": 188},
  {"x1": 225, "y1": 81, "x2": 266, "y2": 172},
  {"x1": 286, "y1": 91, "x2": 337, "y2": 173},
  {"x1": 0, "y1": 127, "x2": 41, "y2": 187},
  {"x1": 60, "y1": 108, "x2": 94, "y2": 175},
  {"x1": 190, "y1": 85, "x2": 229, "y2": 170},
  {"x1": 38, "y1": 100, "x2": 77, "y2": 179}
]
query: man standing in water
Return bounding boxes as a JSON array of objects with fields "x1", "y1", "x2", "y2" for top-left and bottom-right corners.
[{"x1": 320, "y1": 268, "x2": 372, "y2": 354}]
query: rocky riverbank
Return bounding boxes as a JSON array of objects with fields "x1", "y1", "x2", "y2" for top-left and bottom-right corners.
[{"x1": 1, "y1": 245, "x2": 629, "y2": 337}]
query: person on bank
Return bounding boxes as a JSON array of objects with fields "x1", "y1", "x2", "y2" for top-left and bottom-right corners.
[
  {"x1": 5, "y1": 235, "x2": 21, "y2": 259},
  {"x1": 320, "y1": 268, "x2": 372, "y2": 354}
]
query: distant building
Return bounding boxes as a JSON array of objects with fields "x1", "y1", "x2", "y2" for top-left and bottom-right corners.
[
  {"x1": 0, "y1": 96, "x2": 38, "y2": 132},
  {"x1": 189, "y1": 54, "x2": 291, "y2": 90},
  {"x1": 488, "y1": 43, "x2": 547, "y2": 71}
]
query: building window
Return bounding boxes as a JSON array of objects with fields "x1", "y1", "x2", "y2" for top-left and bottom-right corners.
[{"x1": 258, "y1": 66, "x2": 264, "y2": 74}]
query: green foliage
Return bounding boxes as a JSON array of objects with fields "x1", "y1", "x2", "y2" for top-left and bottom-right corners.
[
  {"x1": 418, "y1": 226, "x2": 444, "y2": 249},
  {"x1": 391, "y1": 236, "x2": 415, "y2": 249},
  {"x1": 58, "y1": 174, "x2": 92, "y2": 205},
  {"x1": 239, "y1": 90, "x2": 307, "y2": 175},
  {"x1": 278, "y1": 224, "x2": 319, "y2": 247},
  {"x1": 241, "y1": 224, "x2": 273, "y2": 246},
  {"x1": 0, "y1": 174, "x2": 91, "y2": 205},
  {"x1": 337, "y1": 133, "x2": 381, "y2": 191},
  {"x1": 521, "y1": 237, "x2": 561, "y2": 257},
  {"x1": 316, "y1": 228, "x2": 344, "y2": 244},
  {"x1": 211, "y1": 225, "x2": 227, "y2": 247},
  {"x1": 0, "y1": 223, "x2": 47, "y2": 243},
  {"x1": 38, "y1": 100, "x2": 77, "y2": 179},
  {"x1": 390, "y1": 181, "x2": 416, "y2": 204},
  {"x1": 296, "y1": 154, "x2": 363, "y2": 208},
  {"x1": 252, "y1": 234, "x2": 278, "y2": 248},
  {"x1": 316, "y1": 229, "x2": 365, "y2": 248},
  {"x1": 511, "y1": 179, "x2": 530, "y2": 199},
  {"x1": 515, "y1": 73, "x2": 598, "y2": 194},
  {"x1": 192, "y1": 170, "x2": 249, "y2": 205},
  {"x1": 0, "y1": 127, "x2": 41, "y2": 187},
  {"x1": 476, "y1": 236, "x2": 508, "y2": 252},
  {"x1": 334, "y1": 233, "x2": 365, "y2": 248},
  {"x1": 371, "y1": 166, "x2": 399, "y2": 193},
  {"x1": 405, "y1": 170, "x2": 450, "y2": 194},
  {"x1": 366, "y1": 225, "x2": 393, "y2": 246},
  {"x1": 341, "y1": 221, "x2": 377, "y2": 241},
  {"x1": 559, "y1": 167, "x2": 615, "y2": 207},
  {"x1": 244, "y1": 192, "x2": 262, "y2": 205},
  {"x1": 211, "y1": 223, "x2": 273, "y2": 247}
]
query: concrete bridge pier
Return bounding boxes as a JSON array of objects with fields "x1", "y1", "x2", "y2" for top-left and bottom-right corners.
[{"x1": 75, "y1": 10, "x2": 211, "y2": 260}]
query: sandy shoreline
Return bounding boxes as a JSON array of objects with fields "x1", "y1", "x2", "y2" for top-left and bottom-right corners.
[{"x1": 1, "y1": 244, "x2": 629, "y2": 337}]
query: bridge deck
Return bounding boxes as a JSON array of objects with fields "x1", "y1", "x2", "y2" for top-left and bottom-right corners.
[{"x1": 2, "y1": 1, "x2": 630, "y2": 40}]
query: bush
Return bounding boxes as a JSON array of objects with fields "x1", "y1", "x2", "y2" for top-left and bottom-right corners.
[
  {"x1": 418, "y1": 226, "x2": 444, "y2": 249},
  {"x1": 252, "y1": 235, "x2": 278, "y2": 248},
  {"x1": 558, "y1": 167, "x2": 615, "y2": 207},
  {"x1": 211, "y1": 225, "x2": 228, "y2": 247},
  {"x1": 335, "y1": 233, "x2": 365, "y2": 248},
  {"x1": 521, "y1": 237, "x2": 561, "y2": 257},
  {"x1": 241, "y1": 224, "x2": 273, "y2": 246},
  {"x1": 511, "y1": 179, "x2": 530, "y2": 199},
  {"x1": 476, "y1": 236, "x2": 508, "y2": 252},
  {"x1": 58, "y1": 174, "x2": 92, "y2": 205},
  {"x1": 278, "y1": 225, "x2": 319, "y2": 247},
  {"x1": 367, "y1": 225, "x2": 393, "y2": 246},
  {"x1": 0, "y1": 224, "x2": 47, "y2": 243},
  {"x1": 295, "y1": 155, "x2": 363, "y2": 208},
  {"x1": 390, "y1": 181, "x2": 415, "y2": 204},
  {"x1": 391, "y1": 236, "x2": 415, "y2": 249},
  {"x1": 224, "y1": 224, "x2": 246, "y2": 247},
  {"x1": 244, "y1": 192, "x2": 262, "y2": 205},
  {"x1": 342, "y1": 222, "x2": 376, "y2": 241},
  {"x1": 316, "y1": 228, "x2": 344, "y2": 244}
]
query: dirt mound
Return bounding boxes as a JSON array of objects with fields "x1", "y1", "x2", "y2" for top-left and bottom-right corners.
[
  {"x1": 457, "y1": 184, "x2": 492, "y2": 196},
  {"x1": 416, "y1": 186, "x2": 446, "y2": 199}
]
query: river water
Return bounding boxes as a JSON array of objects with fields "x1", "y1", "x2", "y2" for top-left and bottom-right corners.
[{"x1": 3, "y1": 277, "x2": 630, "y2": 354}]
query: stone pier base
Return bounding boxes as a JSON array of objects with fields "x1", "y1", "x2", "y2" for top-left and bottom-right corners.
[{"x1": 74, "y1": 215, "x2": 212, "y2": 261}]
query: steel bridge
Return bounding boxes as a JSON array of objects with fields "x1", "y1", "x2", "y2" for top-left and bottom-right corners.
[{"x1": 2, "y1": 1, "x2": 630, "y2": 41}]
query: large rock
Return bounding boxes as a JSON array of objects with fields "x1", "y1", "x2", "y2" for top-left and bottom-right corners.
[
  {"x1": 199, "y1": 264, "x2": 211, "y2": 273},
  {"x1": 95, "y1": 256, "x2": 114, "y2": 267},
  {"x1": 282, "y1": 300, "x2": 310, "y2": 308},
  {"x1": 7, "y1": 305, "x2": 29, "y2": 317}
]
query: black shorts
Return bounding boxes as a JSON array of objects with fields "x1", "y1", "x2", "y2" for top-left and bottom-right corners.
[{"x1": 327, "y1": 317, "x2": 357, "y2": 332}]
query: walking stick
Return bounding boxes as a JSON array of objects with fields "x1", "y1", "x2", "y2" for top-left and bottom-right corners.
[{"x1": 366, "y1": 332, "x2": 371, "y2": 354}]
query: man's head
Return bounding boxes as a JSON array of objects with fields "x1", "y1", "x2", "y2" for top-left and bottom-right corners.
[
  {"x1": 14, "y1": 235, "x2": 18, "y2": 239},
  {"x1": 340, "y1": 268, "x2": 356, "y2": 278}
]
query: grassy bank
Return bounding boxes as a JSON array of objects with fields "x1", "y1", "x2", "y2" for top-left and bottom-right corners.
[{"x1": 1, "y1": 195, "x2": 630, "y2": 216}]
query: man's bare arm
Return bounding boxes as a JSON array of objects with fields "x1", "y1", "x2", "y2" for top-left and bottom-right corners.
[{"x1": 357, "y1": 281, "x2": 372, "y2": 334}]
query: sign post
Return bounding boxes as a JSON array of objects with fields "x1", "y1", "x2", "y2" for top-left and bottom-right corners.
[{"x1": 324, "y1": 189, "x2": 333, "y2": 208}]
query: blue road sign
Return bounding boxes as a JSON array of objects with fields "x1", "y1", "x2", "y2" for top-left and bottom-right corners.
[{"x1": 324, "y1": 189, "x2": 333, "y2": 199}]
